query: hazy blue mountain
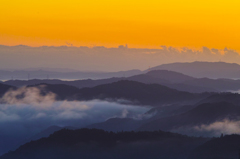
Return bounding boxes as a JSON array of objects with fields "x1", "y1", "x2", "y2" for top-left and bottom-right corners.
[
  {"x1": 0, "y1": 83, "x2": 15, "y2": 97},
  {"x1": 145, "y1": 104, "x2": 194, "y2": 120},
  {"x1": 87, "y1": 105, "x2": 195, "y2": 132},
  {"x1": 182, "y1": 78, "x2": 240, "y2": 91},
  {"x1": 87, "y1": 118, "x2": 143, "y2": 132},
  {"x1": 4, "y1": 77, "x2": 124, "y2": 89},
  {"x1": 74, "y1": 80, "x2": 211, "y2": 106},
  {"x1": 138, "y1": 102, "x2": 240, "y2": 134},
  {"x1": 149, "y1": 61, "x2": 240, "y2": 78},
  {"x1": 27, "y1": 83, "x2": 83, "y2": 100},
  {"x1": 145, "y1": 70, "x2": 194, "y2": 83},
  {"x1": 3, "y1": 70, "x2": 217, "y2": 93},
  {"x1": 198, "y1": 93, "x2": 240, "y2": 105},
  {"x1": 127, "y1": 70, "x2": 216, "y2": 93},
  {"x1": 1, "y1": 81, "x2": 212, "y2": 107},
  {"x1": 0, "y1": 69, "x2": 142, "y2": 81}
]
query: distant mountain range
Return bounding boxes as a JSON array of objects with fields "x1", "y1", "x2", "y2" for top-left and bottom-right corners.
[
  {"x1": 138, "y1": 102, "x2": 240, "y2": 134},
  {"x1": 73, "y1": 80, "x2": 210, "y2": 106},
  {"x1": 3, "y1": 73, "x2": 240, "y2": 107},
  {"x1": 2, "y1": 61, "x2": 240, "y2": 81},
  {"x1": 1, "y1": 79, "x2": 240, "y2": 157},
  {"x1": 2, "y1": 61, "x2": 240, "y2": 159},
  {"x1": 0, "y1": 69, "x2": 142, "y2": 80},
  {"x1": 87, "y1": 118, "x2": 143, "y2": 132},
  {"x1": 4, "y1": 68, "x2": 240, "y2": 93},
  {"x1": 149, "y1": 61, "x2": 240, "y2": 78},
  {"x1": 0, "y1": 79, "x2": 213, "y2": 106}
]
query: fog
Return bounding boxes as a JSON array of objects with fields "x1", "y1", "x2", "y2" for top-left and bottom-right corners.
[
  {"x1": 193, "y1": 119, "x2": 240, "y2": 136},
  {"x1": 0, "y1": 100, "x2": 150, "y2": 154},
  {"x1": 0, "y1": 100, "x2": 150, "y2": 134},
  {"x1": 0, "y1": 87, "x2": 151, "y2": 154},
  {"x1": 170, "y1": 119, "x2": 240, "y2": 137}
]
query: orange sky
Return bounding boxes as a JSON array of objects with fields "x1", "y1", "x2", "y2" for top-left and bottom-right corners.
[{"x1": 1, "y1": 0, "x2": 240, "y2": 50}]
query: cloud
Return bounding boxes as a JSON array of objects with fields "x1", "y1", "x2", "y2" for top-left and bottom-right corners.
[
  {"x1": 0, "y1": 86, "x2": 56, "y2": 107},
  {"x1": 171, "y1": 119, "x2": 240, "y2": 137},
  {"x1": 0, "y1": 87, "x2": 151, "y2": 145},
  {"x1": 0, "y1": 87, "x2": 151, "y2": 155},
  {"x1": 121, "y1": 109, "x2": 129, "y2": 118},
  {"x1": 0, "y1": 111, "x2": 20, "y2": 122},
  {"x1": 0, "y1": 45, "x2": 240, "y2": 72},
  {"x1": 194, "y1": 119, "x2": 240, "y2": 136},
  {"x1": 0, "y1": 100, "x2": 150, "y2": 137}
]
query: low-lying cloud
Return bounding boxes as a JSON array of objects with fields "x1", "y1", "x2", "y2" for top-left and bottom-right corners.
[
  {"x1": 0, "y1": 87, "x2": 151, "y2": 143},
  {"x1": 1, "y1": 86, "x2": 56, "y2": 106},
  {"x1": 194, "y1": 119, "x2": 240, "y2": 136},
  {"x1": 171, "y1": 119, "x2": 240, "y2": 137}
]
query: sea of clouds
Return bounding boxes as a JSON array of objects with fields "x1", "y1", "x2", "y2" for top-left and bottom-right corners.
[
  {"x1": 0, "y1": 86, "x2": 151, "y2": 154},
  {"x1": 0, "y1": 86, "x2": 150, "y2": 136}
]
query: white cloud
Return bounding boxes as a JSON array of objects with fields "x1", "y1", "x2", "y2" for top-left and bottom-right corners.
[{"x1": 194, "y1": 119, "x2": 240, "y2": 136}]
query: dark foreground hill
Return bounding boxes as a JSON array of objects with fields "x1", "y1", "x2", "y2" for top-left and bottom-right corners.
[
  {"x1": 188, "y1": 134, "x2": 240, "y2": 159},
  {"x1": 0, "y1": 128, "x2": 209, "y2": 159}
]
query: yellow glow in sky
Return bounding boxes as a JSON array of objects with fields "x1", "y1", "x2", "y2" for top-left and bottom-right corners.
[{"x1": 0, "y1": 0, "x2": 240, "y2": 49}]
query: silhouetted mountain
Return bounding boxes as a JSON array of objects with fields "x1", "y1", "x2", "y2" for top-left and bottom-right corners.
[
  {"x1": 138, "y1": 102, "x2": 240, "y2": 133},
  {"x1": 1, "y1": 81, "x2": 212, "y2": 106},
  {"x1": 182, "y1": 78, "x2": 240, "y2": 91},
  {"x1": 145, "y1": 104, "x2": 194, "y2": 120},
  {"x1": 0, "y1": 69, "x2": 141, "y2": 80},
  {"x1": 0, "y1": 128, "x2": 209, "y2": 159},
  {"x1": 145, "y1": 70, "x2": 194, "y2": 83},
  {"x1": 86, "y1": 105, "x2": 195, "y2": 132},
  {"x1": 87, "y1": 118, "x2": 143, "y2": 132},
  {"x1": 127, "y1": 70, "x2": 216, "y2": 93},
  {"x1": 149, "y1": 61, "x2": 240, "y2": 78},
  {"x1": 198, "y1": 93, "x2": 240, "y2": 105},
  {"x1": 4, "y1": 78, "x2": 123, "y2": 89},
  {"x1": 12, "y1": 125, "x2": 78, "y2": 156},
  {"x1": 0, "y1": 83, "x2": 15, "y2": 97},
  {"x1": 4, "y1": 62, "x2": 240, "y2": 92},
  {"x1": 164, "y1": 83, "x2": 217, "y2": 93},
  {"x1": 188, "y1": 134, "x2": 240, "y2": 159},
  {"x1": 27, "y1": 83, "x2": 82, "y2": 100},
  {"x1": 3, "y1": 70, "x2": 217, "y2": 93},
  {"x1": 28, "y1": 126, "x2": 63, "y2": 141},
  {"x1": 75, "y1": 80, "x2": 211, "y2": 106},
  {"x1": 128, "y1": 70, "x2": 194, "y2": 83}
]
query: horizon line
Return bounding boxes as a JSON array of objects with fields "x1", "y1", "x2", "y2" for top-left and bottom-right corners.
[{"x1": 0, "y1": 44, "x2": 235, "y2": 51}]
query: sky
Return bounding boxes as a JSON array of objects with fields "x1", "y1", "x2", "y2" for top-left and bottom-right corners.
[{"x1": 1, "y1": 0, "x2": 240, "y2": 50}]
